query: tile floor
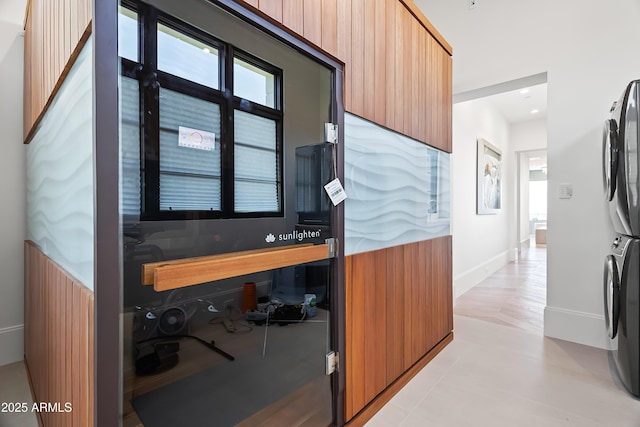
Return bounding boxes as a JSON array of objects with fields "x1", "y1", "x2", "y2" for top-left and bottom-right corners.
[
  {"x1": 0, "y1": 361, "x2": 38, "y2": 427},
  {"x1": 366, "y1": 243, "x2": 640, "y2": 426}
]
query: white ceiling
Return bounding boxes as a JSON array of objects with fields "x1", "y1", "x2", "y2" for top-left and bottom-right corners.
[{"x1": 483, "y1": 83, "x2": 547, "y2": 124}]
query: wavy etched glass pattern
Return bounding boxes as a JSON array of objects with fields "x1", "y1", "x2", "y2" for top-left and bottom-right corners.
[
  {"x1": 344, "y1": 113, "x2": 450, "y2": 256},
  {"x1": 26, "y1": 41, "x2": 94, "y2": 289}
]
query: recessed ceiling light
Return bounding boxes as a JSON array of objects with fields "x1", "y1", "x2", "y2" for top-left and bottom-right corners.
[
  {"x1": 531, "y1": 109, "x2": 539, "y2": 114},
  {"x1": 520, "y1": 89, "x2": 529, "y2": 94},
  {"x1": 202, "y1": 48, "x2": 211, "y2": 53}
]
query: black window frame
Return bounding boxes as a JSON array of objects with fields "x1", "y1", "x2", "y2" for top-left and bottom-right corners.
[{"x1": 120, "y1": 1, "x2": 284, "y2": 221}]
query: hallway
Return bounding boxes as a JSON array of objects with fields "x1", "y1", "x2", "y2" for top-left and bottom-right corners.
[
  {"x1": 367, "y1": 244, "x2": 640, "y2": 426},
  {"x1": 455, "y1": 241, "x2": 546, "y2": 334}
]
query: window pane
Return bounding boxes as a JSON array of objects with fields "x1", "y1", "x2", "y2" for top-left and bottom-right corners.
[
  {"x1": 160, "y1": 88, "x2": 222, "y2": 211},
  {"x1": 234, "y1": 110, "x2": 276, "y2": 149},
  {"x1": 118, "y1": 6, "x2": 138, "y2": 61},
  {"x1": 234, "y1": 110, "x2": 279, "y2": 212},
  {"x1": 158, "y1": 23, "x2": 219, "y2": 89},
  {"x1": 233, "y1": 57, "x2": 275, "y2": 108},
  {"x1": 235, "y1": 181, "x2": 279, "y2": 212},
  {"x1": 120, "y1": 77, "x2": 141, "y2": 215}
]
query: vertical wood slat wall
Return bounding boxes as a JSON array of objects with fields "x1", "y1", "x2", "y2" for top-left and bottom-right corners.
[
  {"x1": 344, "y1": 237, "x2": 453, "y2": 419},
  {"x1": 23, "y1": 0, "x2": 92, "y2": 143},
  {"x1": 24, "y1": 241, "x2": 94, "y2": 427},
  {"x1": 237, "y1": 0, "x2": 452, "y2": 153}
]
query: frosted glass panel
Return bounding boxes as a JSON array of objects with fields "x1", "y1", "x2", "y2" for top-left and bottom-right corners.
[
  {"x1": 344, "y1": 113, "x2": 450, "y2": 256},
  {"x1": 26, "y1": 41, "x2": 94, "y2": 289}
]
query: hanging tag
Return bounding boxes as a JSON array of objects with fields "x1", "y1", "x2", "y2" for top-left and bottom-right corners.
[{"x1": 324, "y1": 178, "x2": 347, "y2": 206}]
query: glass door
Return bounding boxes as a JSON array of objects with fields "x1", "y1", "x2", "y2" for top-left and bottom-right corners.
[{"x1": 118, "y1": 1, "x2": 338, "y2": 425}]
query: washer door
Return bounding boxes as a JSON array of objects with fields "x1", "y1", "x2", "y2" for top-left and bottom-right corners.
[
  {"x1": 604, "y1": 119, "x2": 619, "y2": 202},
  {"x1": 604, "y1": 254, "x2": 620, "y2": 339}
]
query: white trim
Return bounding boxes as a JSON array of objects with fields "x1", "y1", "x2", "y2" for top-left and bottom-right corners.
[
  {"x1": 453, "y1": 249, "x2": 516, "y2": 300},
  {"x1": 544, "y1": 306, "x2": 610, "y2": 350},
  {"x1": 0, "y1": 324, "x2": 24, "y2": 366}
]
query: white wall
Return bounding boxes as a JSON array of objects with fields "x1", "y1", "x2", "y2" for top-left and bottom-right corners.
[
  {"x1": 0, "y1": 18, "x2": 25, "y2": 365},
  {"x1": 417, "y1": 0, "x2": 640, "y2": 348},
  {"x1": 451, "y1": 98, "x2": 514, "y2": 298},
  {"x1": 511, "y1": 119, "x2": 547, "y2": 153}
]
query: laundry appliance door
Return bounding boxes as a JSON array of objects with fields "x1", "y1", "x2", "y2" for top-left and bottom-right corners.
[
  {"x1": 609, "y1": 80, "x2": 640, "y2": 236},
  {"x1": 608, "y1": 236, "x2": 640, "y2": 396},
  {"x1": 620, "y1": 80, "x2": 640, "y2": 236},
  {"x1": 604, "y1": 254, "x2": 620, "y2": 339}
]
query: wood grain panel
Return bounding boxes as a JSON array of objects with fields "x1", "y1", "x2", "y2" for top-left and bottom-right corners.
[
  {"x1": 402, "y1": 6, "x2": 412, "y2": 137},
  {"x1": 238, "y1": 0, "x2": 453, "y2": 152},
  {"x1": 397, "y1": 0, "x2": 452, "y2": 55},
  {"x1": 24, "y1": 241, "x2": 94, "y2": 427},
  {"x1": 349, "y1": 0, "x2": 365, "y2": 117},
  {"x1": 393, "y1": 0, "x2": 404, "y2": 133},
  {"x1": 345, "y1": 333, "x2": 453, "y2": 427},
  {"x1": 373, "y1": 0, "x2": 386, "y2": 124},
  {"x1": 373, "y1": 249, "x2": 388, "y2": 392},
  {"x1": 425, "y1": 35, "x2": 434, "y2": 147},
  {"x1": 302, "y1": 0, "x2": 322, "y2": 48},
  {"x1": 258, "y1": 0, "x2": 283, "y2": 23},
  {"x1": 282, "y1": 0, "x2": 304, "y2": 35},
  {"x1": 345, "y1": 252, "x2": 366, "y2": 420},
  {"x1": 384, "y1": 0, "x2": 396, "y2": 128},
  {"x1": 23, "y1": 0, "x2": 92, "y2": 143},
  {"x1": 385, "y1": 245, "x2": 404, "y2": 384},
  {"x1": 345, "y1": 236, "x2": 453, "y2": 420},
  {"x1": 336, "y1": 0, "x2": 351, "y2": 111},
  {"x1": 143, "y1": 243, "x2": 330, "y2": 291},
  {"x1": 362, "y1": 251, "x2": 377, "y2": 404},
  {"x1": 320, "y1": 0, "x2": 337, "y2": 56},
  {"x1": 418, "y1": 29, "x2": 427, "y2": 143},
  {"x1": 410, "y1": 18, "x2": 421, "y2": 142},
  {"x1": 362, "y1": 0, "x2": 376, "y2": 120},
  {"x1": 444, "y1": 54, "x2": 453, "y2": 152}
]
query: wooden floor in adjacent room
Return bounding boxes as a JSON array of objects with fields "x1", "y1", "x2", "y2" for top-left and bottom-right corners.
[{"x1": 454, "y1": 239, "x2": 546, "y2": 334}]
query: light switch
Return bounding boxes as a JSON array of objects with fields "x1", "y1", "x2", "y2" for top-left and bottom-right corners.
[{"x1": 559, "y1": 183, "x2": 573, "y2": 199}]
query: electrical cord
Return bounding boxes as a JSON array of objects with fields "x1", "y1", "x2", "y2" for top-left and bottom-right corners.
[{"x1": 136, "y1": 334, "x2": 235, "y2": 361}]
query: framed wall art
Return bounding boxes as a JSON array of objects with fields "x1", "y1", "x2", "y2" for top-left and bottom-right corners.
[{"x1": 477, "y1": 138, "x2": 502, "y2": 214}]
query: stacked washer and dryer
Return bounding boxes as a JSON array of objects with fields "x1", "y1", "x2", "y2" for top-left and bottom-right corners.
[{"x1": 603, "y1": 79, "x2": 640, "y2": 396}]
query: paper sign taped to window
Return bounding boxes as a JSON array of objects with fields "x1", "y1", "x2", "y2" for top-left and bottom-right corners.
[
  {"x1": 324, "y1": 178, "x2": 347, "y2": 206},
  {"x1": 178, "y1": 126, "x2": 215, "y2": 151}
]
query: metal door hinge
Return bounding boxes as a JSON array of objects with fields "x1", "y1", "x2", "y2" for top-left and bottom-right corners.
[
  {"x1": 326, "y1": 351, "x2": 338, "y2": 375},
  {"x1": 324, "y1": 123, "x2": 338, "y2": 144},
  {"x1": 326, "y1": 238, "x2": 338, "y2": 258}
]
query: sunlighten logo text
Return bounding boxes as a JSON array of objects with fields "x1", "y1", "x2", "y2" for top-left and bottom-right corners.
[{"x1": 265, "y1": 230, "x2": 322, "y2": 243}]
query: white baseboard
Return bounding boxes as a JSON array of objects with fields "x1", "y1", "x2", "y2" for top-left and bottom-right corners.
[
  {"x1": 453, "y1": 249, "x2": 516, "y2": 300},
  {"x1": 544, "y1": 306, "x2": 610, "y2": 350},
  {"x1": 0, "y1": 324, "x2": 24, "y2": 366}
]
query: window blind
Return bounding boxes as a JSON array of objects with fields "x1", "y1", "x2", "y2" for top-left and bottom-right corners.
[
  {"x1": 234, "y1": 110, "x2": 279, "y2": 212},
  {"x1": 159, "y1": 88, "x2": 222, "y2": 211},
  {"x1": 120, "y1": 77, "x2": 141, "y2": 216}
]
